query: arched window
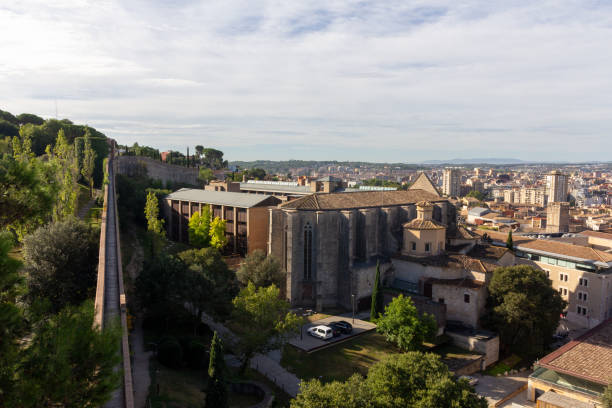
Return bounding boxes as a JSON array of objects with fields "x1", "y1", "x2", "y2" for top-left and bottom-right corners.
[
  {"x1": 283, "y1": 225, "x2": 288, "y2": 270},
  {"x1": 304, "y1": 223, "x2": 313, "y2": 280}
]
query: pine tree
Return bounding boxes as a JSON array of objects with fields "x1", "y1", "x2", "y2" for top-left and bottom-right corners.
[
  {"x1": 506, "y1": 229, "x2": 513, "y2": 250},
  {"x1": 205, "y1": 331, "x2": 228, "y2": 408},
  {"x1": 371, "y1": 260, "x2": 383, "y2": 321}
]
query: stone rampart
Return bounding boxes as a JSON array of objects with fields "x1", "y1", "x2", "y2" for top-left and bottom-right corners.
[{"x1": 116, "y1": 155, "x2": 199, "y2": 186}]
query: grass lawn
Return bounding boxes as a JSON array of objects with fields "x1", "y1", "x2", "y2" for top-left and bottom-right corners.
[
  {"x1": 281, "y1": 332, "x2": 401, "y2": 383},
  {"x1": 484, "y1": 354, "x2": 522, "y2": 376}
]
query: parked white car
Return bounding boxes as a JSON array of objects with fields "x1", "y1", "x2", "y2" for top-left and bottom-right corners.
[{"x1": 307, "y1": 325, "x2": 333, "y2": 340}]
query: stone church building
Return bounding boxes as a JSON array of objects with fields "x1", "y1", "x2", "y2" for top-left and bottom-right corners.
[{"x1": 268, "y1": 174, "x2": 458, "y2": 311}]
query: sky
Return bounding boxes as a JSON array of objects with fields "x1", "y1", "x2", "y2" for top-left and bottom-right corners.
[{"x1": 1, "y1": 0, "x2": 611, "y2": 163}]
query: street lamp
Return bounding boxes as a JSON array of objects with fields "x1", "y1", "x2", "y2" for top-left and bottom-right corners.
[{"x1": 351, "y1": 294, "x2": 356, "y2": 324}]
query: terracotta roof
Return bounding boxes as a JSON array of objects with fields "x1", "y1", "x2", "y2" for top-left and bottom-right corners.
[
  {"x1": 518, "y1": 240, "x2": 612, "y2": 263},
  {"x1": 426, "y1": 277, "x2": 486, "y2": 289},
  {"x1": 451, "y1": 226, "x2": 479, "y2": 240},
  {"x1": 581, "y1": 230, "x2": 612, "y2": 240},
  {"x1": 538, "y1": 318, "x2": 612, "y2": 385},
  {"x1": 393, "y1": 253, "x2": 498, "y2": 273},
  {"x1": 279, "y1": 189, "x2": 443, "y2": 210},
  {"x1": 403, "y1": 219, "x2": 446, "y2": 230},
  {"x1": 408, "y1": 172, "x2": 441, "y2": 197},
  {"x1": 467, "y1": 245, "x2": 511, "y2": 261}
]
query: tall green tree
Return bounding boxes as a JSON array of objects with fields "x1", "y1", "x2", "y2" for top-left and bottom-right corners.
[
  {"x1": 202, "y1": 148, "x2": 226, "y2": 169},
  {"x1": 198, "y1": 167, "x2": 215, "y2": 184},
  {"x1": 376, "y1": 294, "x2": 436, "y2": 351},
  {"x1": 485, "y1": 265, "x2": 566, "y2": 359},
  {"x1": 236, "y1": 250, "x2": 284, "y2": 289},
  {"x1": 145, "y1": 191, "x2": 165, "y2": 236},
  {"x1": 506, "y1": 229, "x2": 513, "y2": 250},
  {"x1": 205, "y1": 331, "x2": 228, "y2": 408},
  {"x1": 22, "y1": 218, "x2": 99, "y2": 314},
  {"x1": 209, "y1": 217, "x2": 228, "y2": 250},
  {"x1": 80, "y1": 128, "x2": 97, "y2": 198},
  {"x1": 0, "y1": 233, "x2": 25, "y2": 406},
  {"x1": 232, "y1": 283, "x2": 302, "y2": 373},
  {"x1": 19, "y1": 300, "x2": 121, "y2": 408},
  {"x1": 370, "y1": 260, "x2": 383, "y2": 321},
  {"x1": 188, "y1": 207, "x2": 211, "y2": 247},
  {"x1": 50, "y1": 129, "x2": 79, "y2": 220}
]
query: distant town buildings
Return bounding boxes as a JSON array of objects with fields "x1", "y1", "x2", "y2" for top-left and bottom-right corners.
[{"x1": 546, "y1": 170, "x2": 569, "y2": 203}]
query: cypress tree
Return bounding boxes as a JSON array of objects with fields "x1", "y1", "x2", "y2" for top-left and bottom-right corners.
[
  {"x1": 371, "y1": 260, "x2": 383, "y2": 321},
  {"x1": 506, "y1": 229, "x2": 513, "y2": 250},
  {"x1": 205, "y1": 331, "x2": 228, "y2": 408}
]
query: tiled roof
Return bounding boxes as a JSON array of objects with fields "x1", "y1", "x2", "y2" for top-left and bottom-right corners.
[
  {"x1": 393, "y1": 253, "x2": 498, "y2": 273},
  {"x1": 403, "y1": 219, "x2": 446, "y2": 230},
  {"x1": 518, "y1": 240, "x2": 612, "y2": 263},
  {"x1": 239, "y1": 183, "x2": 311, "y2": 194},
  {"x1": 581, "y1": 230, "x2": 612, "y2": 240},
  {"x1": 279, "y1": 189, "x2": 443, "y2": 210},
  {"x1": 165, "y1": 188, "x2": 277, "y2": 208},
  {"x1": 408, "y1": 172, "x2": 441, "y2": 197},
  {"x1": 538, "y1": 318, "x2": 612, "y2": 385},
  {"x1": 467, "y1": 245, "x2": 510, "y2": 261},
  {"x1": 426, "y1": 277, "x2": 486, "y2": 289}
]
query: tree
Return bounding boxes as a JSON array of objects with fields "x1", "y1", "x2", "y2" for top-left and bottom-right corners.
[
  {"x1": 466, "y1": 190, "x2": 486, "y2": 201},
  {"x1": 0, "y1": 154, "x2": 54, "y2": 238},
  {"x1": 370, "y1": 260, "x2": 383, "y2": 320},
  {"x1": 144, "y1": 191, "x2": 165, "y2": 236},
  {"x1": 178, "y1": 247, "x2": 238, "y2": 325},
  {"x1": 80, "y1": 128, "x2": 97, "y2": 198},
  {"x1": 198, "y1": 167, "x2": 215, "y2": 184},
  {"x1": 205, "y1": 331, "x2": 228, "y2": 408},
  {"x1": 188, "y1": 207, "x2": 211, "y2": 248},
  {"x1": 22, "y1": 218, "x2": 99, "y2": 314},
  {"x1": 209, "y1": 217, "x2": 228, "y2": 250},
  {"x1": 0, "y1": 119, "x2": 19, "y2": 137},
  {"x1": 603, "y1": 384, "x2": 612, "y2": 408},
  {"x1": 18, "y1": 300, "x2": 121, "y2": 408},
  {"x1": 195, "y1": 145, "x2": 204, "y2": 163},
  {"x1": 236, "y1": 250, "x2": 284, "y2": 289},
  {"x1": 506, "y1": 229, "x2": 513, "y2": 250},
  {"x1": 292, "y1": 353, "x2": 487, "y2": 408},
  {"x1": 16, "y1": 113, "x2": 44, "y2": 126},
  {"x1": 231, "y1": 283, "x2": 302, "y2": 372},
  {"x1": 202, "y1": 148, "x2": 226, "y2": 170},
  {"x1": 0, "y1": 233, "x2": 25, "y2": 406},
  {"x1": 485, "y1": 265, "x2": 566, "y2": 359},
  {"x1": 248, "y1": 167, "x2": 266, "y2": 180},
  {"x1": 366, "y1": 353, "x2": 487, "y2": 408},
  {"x1": 50, "y1": 129, "x2": 79, "y2": 220},
  {"x1": 376, "y1": 294, "x2": 436, "y2": 351}
]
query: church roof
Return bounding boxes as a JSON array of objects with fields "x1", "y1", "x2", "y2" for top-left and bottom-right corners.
[
  {"x1": 279, "y1": 189, "x2": 444, "y2": 211},
  {"x1": 408, "y1": 172, "x2": 441, "y2": 197},
  {"x1": 403, "y1": 219, "x2": 446, "y2": 230}
]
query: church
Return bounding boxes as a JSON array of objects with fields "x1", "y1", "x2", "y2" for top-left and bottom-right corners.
[{"x1": 268, "y1": 173, "x2": 458, "y2": 311}]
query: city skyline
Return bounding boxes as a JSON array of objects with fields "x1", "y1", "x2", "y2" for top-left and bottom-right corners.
[{"x1": 1, "y1": 1, "x2": 612, "y2": 162}]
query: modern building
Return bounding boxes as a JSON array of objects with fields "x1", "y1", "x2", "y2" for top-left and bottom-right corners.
[
  {"x1": 443, "y1": 168, "x2": 461, "y2": 197},
  {"x1": 162, "y1": 188, "x2": 281, "y2": 255},
  {"x1": 547, "y1": 170, "x2": 569, "y2": 203},
  {"x1": 528, "y1": 318, "x2": 612, "y2": 407}
]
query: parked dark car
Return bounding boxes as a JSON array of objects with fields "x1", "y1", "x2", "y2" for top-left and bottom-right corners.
[{"x1": 329, "y1": 321, "x2": 353, "y2": 334}]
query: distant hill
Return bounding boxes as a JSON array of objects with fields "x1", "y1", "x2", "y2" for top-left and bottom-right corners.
[{"x1": 422, "y1": 158, "x2": 525, "y2": 165}]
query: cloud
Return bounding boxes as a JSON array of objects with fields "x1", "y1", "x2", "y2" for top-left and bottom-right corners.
[{"x1": 0, "y1": 0, "x2": 611, "y2": 162}]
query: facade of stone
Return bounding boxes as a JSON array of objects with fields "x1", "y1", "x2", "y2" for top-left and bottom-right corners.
[{"x1": 268, "y1": 189, "x2": 455, "y2": 310}]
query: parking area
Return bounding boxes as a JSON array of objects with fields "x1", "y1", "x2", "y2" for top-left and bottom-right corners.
[{"x1": 289, "y1": 314, "x2": 377, "y2": 352}]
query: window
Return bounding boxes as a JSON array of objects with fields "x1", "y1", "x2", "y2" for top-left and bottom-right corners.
[
  {"x1": 577, "y1": 306, "x2": 587, "y2": 316},
  {"x1": 425, "y1": 243, "x2": 431, "y2": 252},
  {"x1": 439, "y1": 298, "x2": 445, "y2": 304},
  {"x1": 559, "y1": 287, "x2": 568, "y2": 296},
  {"x1": 464, "y1": 294, "x2": 470, "y2": 303},
  {"x1": 579, "y1": 278, "x2": 589, "y2": 287},
  {"x1": 411, "y1": 242, "x2": 416, "y2": 251},
  {"x1": 559, "y1": 273, "x2": 568, "y2": 282},
  {"x1": 283, "y1": 225, "x2": 288, "y2": 270},
  {"x1": 544, "y1": 270, "x2": 550, "y2": 278},
  {"x1": 303, "y1": 223, "x2": 313, "y2": 281},
  {"x1": 578, "y1": 292, "x2": 588, "y2": 302}
]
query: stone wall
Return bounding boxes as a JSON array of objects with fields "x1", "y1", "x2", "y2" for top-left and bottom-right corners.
[
  {"x1": 116, "y1": 155, "x2": 199, "y2": 186},
  {"x1": 447, "y1": 330, "x2": 499, "y2": 368}
]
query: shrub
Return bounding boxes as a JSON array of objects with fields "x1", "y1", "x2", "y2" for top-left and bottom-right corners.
[{"x1": 157, "y1": 337, "x2": 183, "y2": 368}]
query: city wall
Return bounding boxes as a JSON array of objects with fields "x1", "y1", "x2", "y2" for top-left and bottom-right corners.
[{"x1": 116, "y1": 155, "x2": 200, "y2": 186}]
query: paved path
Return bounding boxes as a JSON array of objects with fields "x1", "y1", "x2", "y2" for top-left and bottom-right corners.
[
  {"x1": 77, "y1": 197, "x2": 95, "y2": 220},
  {"x1": 199, "y1": 312, "x2": 302, "y2": 397},
  {"x1": 103, "y1": 164, "x2": 125, "y2": 408}
]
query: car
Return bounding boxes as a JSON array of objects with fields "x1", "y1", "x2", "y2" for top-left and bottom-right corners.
[
  {"x1": 459, "y1": 375, "x2": 478, "y2": 386},
  {"x1": 307, "y1": 325, "x2": 333, "y2": 340},
  {"x1": 329, "y1": 321, "x2": 353, "y2": 334}
]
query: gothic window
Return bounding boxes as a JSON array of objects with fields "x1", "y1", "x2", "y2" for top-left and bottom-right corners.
[
  {"x1": 425, "y1": 242, "x2": 431, "y2": 252},
  {"x1": 411, "y1": 242, "x2": 416, "y2": 251},
  {"x1": 356, "y1": 213, "x2": 366, "y2": 261},
  {"x1": 283, "y1": 225, "x2": 288, "y2": 270},
  {"x1": 304, "y1": 223, "x2": 313, "y2": 281}
]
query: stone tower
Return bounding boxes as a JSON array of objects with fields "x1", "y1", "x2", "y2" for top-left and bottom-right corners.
[{"x1": 546, "y1": 202, "x2": 569, "y2": 233}]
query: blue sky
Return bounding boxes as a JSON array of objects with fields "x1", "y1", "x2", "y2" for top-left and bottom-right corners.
[{"x1": 1, "y1": 0, "x2": 611, "y2": 162}]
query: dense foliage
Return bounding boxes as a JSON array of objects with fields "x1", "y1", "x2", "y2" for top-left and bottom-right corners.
[
  {"x1": 485, "y1": 265, "x2": 566, "y2": 359},
  {"x1": 370, "y1": 261, "x2": 384, "y2": 320},
  {"x1": 236, "y1": 249, "x2": 284, "y2": 289},
  {"x1": 205, "y1": 331, "x2": 228, "y2": 408},
  {"x1": 375, "y1": 294, "x2": 437, "y2": 351},
  {"x1": 291, "y1": 352, "x2": 487, "y2": 408}
]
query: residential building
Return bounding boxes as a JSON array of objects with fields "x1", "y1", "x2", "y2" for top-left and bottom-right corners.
[
  {"x1": 443, "y1": 168, "x2": 461, "y2": 197},
  {"x1": 546, "y1": 202, "x2": 570, "y2": 233},
  {"x1": 162, "y1": 188, "x2": 280, "y2": 255},
  {"x1": 547, "y1": 170, "x2": 569, "y2": 203}
]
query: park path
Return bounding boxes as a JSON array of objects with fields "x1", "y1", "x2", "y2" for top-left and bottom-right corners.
[{"x1": 199, "y1": 312, "x2": 302, "y2": 397}]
